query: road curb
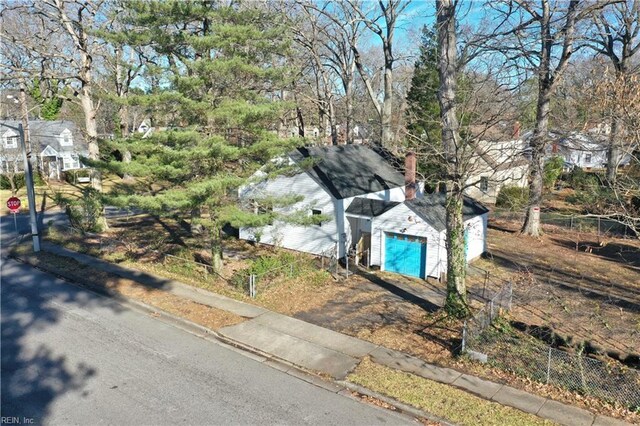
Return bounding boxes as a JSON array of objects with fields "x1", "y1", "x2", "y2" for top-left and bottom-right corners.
[{"x1": 337, "y1": 381, "x2": 457, "y2": 426}]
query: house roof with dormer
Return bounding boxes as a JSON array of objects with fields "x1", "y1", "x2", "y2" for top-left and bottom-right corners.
[{"x1": 0, "y1": 120, "x2": 88, "y2": 157}]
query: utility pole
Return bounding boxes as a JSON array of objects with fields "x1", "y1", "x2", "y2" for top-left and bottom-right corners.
[{"x1": 19, "y1": 123, "x2": 40, "y2": 252}]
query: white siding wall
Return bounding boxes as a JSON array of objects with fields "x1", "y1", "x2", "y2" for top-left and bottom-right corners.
[
  {"x1": 466, "y1": 164, "x2": 529, "y2": 203},
  {"x1": 566, "y1": 149, "x2": 607, "y2": 169},
  {"x1": 238, "y1": 172, "x2": 338, "y2": 255},
  {"x1": 438, "y1": 212, "x2": 488, "y2": 274},
  {"x1": 341, "y1": 186, "x2": 406, "y2": 256},
  {"x1": 370, "y1": 203, "x2": 442, "y2": 278},
  {"x1": 465, "y1": 213, "x2": 487, "y2": 261}
]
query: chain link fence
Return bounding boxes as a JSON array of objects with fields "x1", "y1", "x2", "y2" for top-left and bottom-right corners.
[
  {"x1": 462, "y1": 281, "x2": 513, "y2": 354},
  {"x1": 491, "y1": 209, "x2": 634, "y2": 238},
  {"x1": 462, "y1": 280, "x2": 640, "y2": 409}
]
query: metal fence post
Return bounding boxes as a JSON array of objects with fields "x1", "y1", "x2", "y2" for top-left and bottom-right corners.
[
  {"x1": 490, "y1": 300, "x2": 494, "y2": 321},
  {"x1": 461, "y1": 321, "x2": 467, "y2": 353},
  {"x1": 290, "y1": 264, "x2": 294, "y2": 277},
  {"x1": 249, "y1": 274, "x2": 256, "y2": 298},
  {"x1": 546, "y1": 347, "x2": 552, "y2": 384}
]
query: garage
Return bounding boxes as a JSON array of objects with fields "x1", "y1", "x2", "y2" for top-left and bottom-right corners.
[{"x1": 384, "y1": 232, "x2": 427, "y2": 279}]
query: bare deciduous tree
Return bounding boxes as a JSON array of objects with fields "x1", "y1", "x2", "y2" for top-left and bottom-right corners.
[
  {"x1": 2, "y1": 0, "x2": 108, "y2": 190},
  {"x1": 487, "y1": 0, "x2": 611, "y2": 237},
  {"x1": 587, "y1": 0, "x2": 640, "y2": 183}
]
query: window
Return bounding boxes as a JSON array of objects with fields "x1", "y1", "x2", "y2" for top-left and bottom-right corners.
[
  {"x1": 312, "y1": 209, "x2": 322, "y2": 226},
  {"x1": 59, "y1": 129, "x2": 73, "y2": 146},
  {"x1": 3, "y1": 130, "x2": 18, "y2": 148},
  {"x1": 585, "y1": 154, "x2": 592, "y2": 164},
  {"x1": 480, "y1": 177, "x2": 489, "y2": 192},
  {"x1": 63, "y1": 155, "x2": 80, "y2": 170}
]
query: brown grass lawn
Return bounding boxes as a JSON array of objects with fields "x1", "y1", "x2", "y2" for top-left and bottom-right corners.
[{"x1": 484, "y1": 218, "x2": 640, "y2": 358}]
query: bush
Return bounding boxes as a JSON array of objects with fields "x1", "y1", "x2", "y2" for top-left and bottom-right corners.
[
  {"x1": 543, "y1": 156, "x2": 564, "y2": 189},
  {"x1": 229, "y1": 250, "x2": 306, "y2": 291},
  {"x1": 0, "y1": 171, "x2": 45, "y2": 190},
  {"x1": 0, "y1": 173, "x2": 25, "y2": 190},
  {"x1": 66, "y1": 187, "x2": 104, "y2": 232},
  {"x1": 496, "y1": 186, "x2": 529, "y2": 211},
  {"x1": 568, "y1": 167, "x2": 600, "y2": 190}
]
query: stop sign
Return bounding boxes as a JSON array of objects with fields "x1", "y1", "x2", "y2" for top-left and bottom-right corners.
[{"x1": 6, "y1": 196, "x2": 21, "y2": 213}]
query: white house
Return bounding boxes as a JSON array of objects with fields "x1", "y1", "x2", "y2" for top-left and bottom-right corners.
[
  {"x1": 465, "y1": 138, "x2": 529, "y2": 203},
  {"x1": 0, "y1": 120, "x2": 88, "y2": 179},
  {"x1": 239, "y1": 145, "x2": 488, "y2": 280}
]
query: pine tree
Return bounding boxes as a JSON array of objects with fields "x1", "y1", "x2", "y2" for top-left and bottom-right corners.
[
  {"x1": 405, "y1": 25, "x2": 444, "y2": 190},
  {"x1": 406, "y1": 25, "x2": 441, "y2": 145},
  {"x1": 101, "y1": 1, "x2": 300, "y2": 272}
]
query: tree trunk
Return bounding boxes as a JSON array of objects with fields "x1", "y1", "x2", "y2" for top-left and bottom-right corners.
[
  {"x1": 381, "y1": 60, "x2": 394, "y2": 149},
  {"x1": 329, "y1": 100, "x2": 338, "y2": 146},
  {"x1": 445, "y1": 187, "x2": 468, "y2": 315},
  {"x1": 8, "y1": 173, "x2": 17, "y2": 195},
  {"x1": 345, "y1": 77, "x2": 353, "y2": 144},
  {"x1": 81, "y1": 90, "x2": 101, "y2": 192},
  {"x1": 606, "y1": 116, "x2": 621, "y2": 184},
  {"x1": 437, "y1": 0, "x2": 468, "y2": 316},
  {"x1": 521, "y1": 88, "x2": 552, "y2": 237},
  {"x1": 211, "y1": 223, "x2": 223, "y2": 273}
]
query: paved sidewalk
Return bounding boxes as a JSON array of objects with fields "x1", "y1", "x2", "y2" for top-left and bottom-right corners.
[{"x1": 38, "y1": 243, "x2": 632, "y2": 426}]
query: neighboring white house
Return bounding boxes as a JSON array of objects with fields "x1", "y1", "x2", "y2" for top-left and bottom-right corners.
[
  {"x1": 548, "y1": 132, "x2": 633, "y2": 171},
  {"x1": 0, "y1": 120, "x2": 89, "y2": 179},
  {"x1": 239, "y1": 145, "x2": 488, "y2": 280},
  {"x1": 465, "y1": 138, "x2": 529, "y2": 203}
]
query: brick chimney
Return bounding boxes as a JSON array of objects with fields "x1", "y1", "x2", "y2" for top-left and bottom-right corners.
[
  {"x1": 405, "y1": 151, "x2": 417, "y2": 200},
  {"x1": 512, "y1": 121, "x2": 521, "y2": 139}
]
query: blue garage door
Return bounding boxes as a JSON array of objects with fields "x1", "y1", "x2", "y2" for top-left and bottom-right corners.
[{"x1": 384, "y1": 233, "x2": 426, "y2": 279}]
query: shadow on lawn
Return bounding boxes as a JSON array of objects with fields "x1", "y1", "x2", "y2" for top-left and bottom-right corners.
[
  {"x1": 549, "y1": 237, "x2": 640, "y2": 270},
  {"x1": 488, "y1": 251, "x2": 640, "y2": 312}
]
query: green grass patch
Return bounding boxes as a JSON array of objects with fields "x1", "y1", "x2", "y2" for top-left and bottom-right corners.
[{"x1": 348, "y1": 358, "x2": 556, "y2": 426}]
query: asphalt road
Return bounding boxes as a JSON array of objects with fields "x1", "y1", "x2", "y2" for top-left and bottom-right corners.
[
  {"x1": 1, "y1": 258, "x2": 413, "y2": 425},
  {"x1": 0, "y1": 209, "x2": 67, "y2": 246}
]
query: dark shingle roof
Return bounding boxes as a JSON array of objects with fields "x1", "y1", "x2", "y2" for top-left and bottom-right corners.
[
  {"x1": 406, "y1": 193, "x2": 489, "y2": 232},
  {"x1": 290, "y1": 145, "x2": 406, "y2": 199},
  {"x1": 0, "y1": 120, "x2": 87, "y2": 155},
  {"x1": 345, "y1": 198, "x2": 400, "y2": 217}
]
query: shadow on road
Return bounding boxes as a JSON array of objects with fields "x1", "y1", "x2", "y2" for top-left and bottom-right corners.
[{"x1": 1, "y1": 260, "x2": 125, "y2": 422}]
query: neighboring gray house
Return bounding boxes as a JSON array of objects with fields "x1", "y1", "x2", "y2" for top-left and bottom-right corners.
[
  {"x1": 239, "y1": 145, "x2": 488, "y2": 280},
  {"x1": 547, "y1": 131, "x2": 632, "y2": 171},
  {"x1": 0, "y1": 120, "x2": 89, "y2": 180}
]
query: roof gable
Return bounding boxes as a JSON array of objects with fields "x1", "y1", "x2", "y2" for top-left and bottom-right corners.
[
  {"x1": 406, "y1": 193, "x2": 488, "y2": 232},
  {"x1": 290, "y1": 145, "x2": 405, "y2": 199},
  {"x1": 1, "y1": 120, "x2": 87, "y2": 154},
  {"x1": 40, "y1": 145, "x2": 60, "y2": 157}
]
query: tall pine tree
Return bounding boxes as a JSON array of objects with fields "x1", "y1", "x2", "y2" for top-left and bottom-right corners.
[
  {"x1": 406, "y1": 25, "x2": 441, "y2": 145},
  {"x1": 102, "y1": 1, "x2": 300, "y2": 272},
  {"x1": 405, "y1": 24, "x2": 444, "y2": 190}
]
